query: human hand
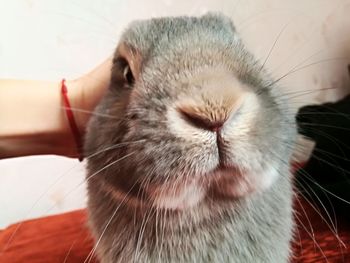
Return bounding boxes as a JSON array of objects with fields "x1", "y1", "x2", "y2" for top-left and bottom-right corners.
[{"x1": 69, "y1": 57, "x2": 113, "y2": 134}]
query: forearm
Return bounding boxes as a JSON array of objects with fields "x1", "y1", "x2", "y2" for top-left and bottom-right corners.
[
  {"x1": 0, "y1": 57, "x2": 112, "y2": 159},
  {"x1": 0, "y1": 79, "x2": 81, "y2": 158}
]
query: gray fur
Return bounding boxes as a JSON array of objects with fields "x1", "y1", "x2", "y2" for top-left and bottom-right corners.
[{"x1": 85, "y1": 13, "x2": 297, "y2": 263}]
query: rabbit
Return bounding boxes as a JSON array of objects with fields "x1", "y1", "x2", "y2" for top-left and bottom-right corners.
[{"x1": 84, "y1": 13, "x2": 297, "y2": 263}]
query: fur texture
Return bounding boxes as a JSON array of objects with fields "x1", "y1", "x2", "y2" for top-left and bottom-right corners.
[{"x1": 85, "y1": 13, "x2": 297, "y2": 263}]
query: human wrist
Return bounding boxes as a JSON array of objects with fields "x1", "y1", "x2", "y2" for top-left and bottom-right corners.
[
  {"x1": 62, "y1": 58, "x2": 112, "y2": 144},
  {"x1": 65, "y1": 78, "x2": 88, "y2": 135}
]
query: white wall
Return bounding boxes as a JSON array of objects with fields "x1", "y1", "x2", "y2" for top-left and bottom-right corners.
[{"x1": 1, "y1": 0, "x2": 349, "y2": 228}]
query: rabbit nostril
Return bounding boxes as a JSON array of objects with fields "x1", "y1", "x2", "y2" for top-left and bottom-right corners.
[
  {"x1": 179, "y1": 110, "x2": 225, "y2": 132},
  {"x1": 211, "y1": 123, "x2": 224, "y2": 132}
]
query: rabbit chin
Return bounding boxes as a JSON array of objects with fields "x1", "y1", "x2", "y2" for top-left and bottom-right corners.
[
  {"x1": 150, "y1": 181, "x2": 206, "y2": 210},
  {"x1": 151, "y1": 165, "x2": 279, "y2": 210}
]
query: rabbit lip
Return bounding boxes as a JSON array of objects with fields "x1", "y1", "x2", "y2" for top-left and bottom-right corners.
[{"x1": 213, "y1": 163, "x2": 238, "y2": 174}]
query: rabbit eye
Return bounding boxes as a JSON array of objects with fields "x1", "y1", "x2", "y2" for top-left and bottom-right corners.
[
  {"x1": 123, "y1": 64, "x2": 134, "y2": 85},
  {"x1": 113, "y1": 57, "x2": 135, "y2": 87}
]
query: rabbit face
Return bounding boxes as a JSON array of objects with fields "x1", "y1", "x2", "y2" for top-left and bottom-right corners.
[{"x1": 85, "y1": 14, "x2": 296, "y2": 210}]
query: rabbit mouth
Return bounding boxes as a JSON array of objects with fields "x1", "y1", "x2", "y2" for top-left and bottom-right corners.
[
  {"x1": 100, "y1": 155, "x2": 277, "y2": 211},
  {"x1": 207, "y1": 166, "x2": 257, "y2": 199},
  {"x1": 142, "y1": 163, "x2": 270, "y2": 210}
]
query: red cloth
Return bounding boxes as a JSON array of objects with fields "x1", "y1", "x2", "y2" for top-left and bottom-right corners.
[
  {"x1": 0, "y1": 210, "x2": 97, "y2": 263},
  {"x1": 0, "y1": 196, "x2": 349, "y2": 262},
  {"x1": 292, "y1": 196, "x2": 350, "y2": 263}
]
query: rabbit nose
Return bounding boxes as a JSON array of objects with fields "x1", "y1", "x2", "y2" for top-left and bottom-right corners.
[{"x1": 179, "y1": 109, "x2": 225, "y2": 132}]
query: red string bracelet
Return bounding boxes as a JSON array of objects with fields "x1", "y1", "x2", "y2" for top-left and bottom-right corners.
[{"x1": 61, "y1": 79, "x2": 83, "y2": 161}]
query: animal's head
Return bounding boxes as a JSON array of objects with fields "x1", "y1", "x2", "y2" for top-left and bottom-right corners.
[{"x1": 85, "y1": 13, "x2": 296, "y2": 211}]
